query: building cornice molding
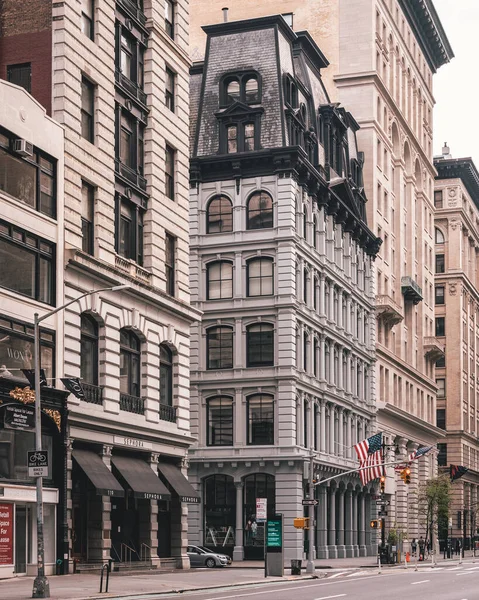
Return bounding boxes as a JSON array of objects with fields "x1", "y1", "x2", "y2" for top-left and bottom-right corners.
[
  {"x1": 435, "y1": 157, "x2": 479, "y2": 209},
  {"x1": 377, "y1": 402, "x2": 446, "y2": 439}
]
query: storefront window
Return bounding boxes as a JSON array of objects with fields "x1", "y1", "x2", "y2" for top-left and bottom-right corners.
[
  {"x1": 203, "y1": 475, "x2": 235, "y2": 549},
  {"x1": 0, "y1": 429, "x2": 53, "y2": 482},
  {"x1": 243, "y1": 473, "x2": 275, "y2": 548},
  {"x1": 0, "y1": 315, "x2": 54, "y2": 382}
]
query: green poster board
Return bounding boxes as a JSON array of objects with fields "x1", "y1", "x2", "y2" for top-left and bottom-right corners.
[{"x1": 266, "y1": 516, "x2": 282, "y2": 551}]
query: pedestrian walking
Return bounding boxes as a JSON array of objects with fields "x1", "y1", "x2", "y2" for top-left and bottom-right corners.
[
  {"x1": 411, "y1": 538, "x2": 417, "y2": 556},
  {"x1": 419, "y1": 536, "x2": 425, "y2": 561}
]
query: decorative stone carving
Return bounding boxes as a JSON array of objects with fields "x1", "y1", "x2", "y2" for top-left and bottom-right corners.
[
  {"x1": 9, "y1": 387, "x2": 35, "y2": 404},
  {"x1": 449, "y1": 283, "x2": 457, "y2": 296},
  {"x1": 449, "y1": 219, "x2": 461, "y2": 230}
]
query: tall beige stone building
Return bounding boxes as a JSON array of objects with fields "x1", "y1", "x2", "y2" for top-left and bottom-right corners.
[
  {"x1": 434, "y1": 147, "x2": 479, "y2": 549},
  {"x1": 189, "y1": 0, "x2": 453, "y2": 545}
]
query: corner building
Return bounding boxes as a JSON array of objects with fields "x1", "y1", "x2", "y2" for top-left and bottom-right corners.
[
  {"x1": 188, "y1": 15, "x2": 381, "y2": 561},
  {"x1": 189, "y1": 0, "x2": 453, "y2": 545},
  {"x1": 1, "y1": 0, "x2": 200, "y2": 571},
  {"x1": 434, "y1": 148, "x2": 479, "y2": 549}
]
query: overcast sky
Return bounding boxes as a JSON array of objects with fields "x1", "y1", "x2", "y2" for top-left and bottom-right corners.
[{"x1": 433, "y1": 0, "x2": 479, "y2": 161}]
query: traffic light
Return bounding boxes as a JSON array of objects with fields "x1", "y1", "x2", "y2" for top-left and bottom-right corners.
[
  {"x1": 293, "y1": 517, "x2": 310, "y2": 529},
  {"x1": 400, "y1": 467, "x2": 411, "y2": 484},
  {"x1": 370, "y1": 519, "x2": 382, "y2": 529},
  {"x1": 380, "y1": 475, "x2": 386, "y2": 493}
]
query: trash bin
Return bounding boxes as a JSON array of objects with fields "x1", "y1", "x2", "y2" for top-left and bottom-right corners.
[
  {"x1": 380, "y1": 547, "x2": 389, "y2": 565},
  {"x1": 55, "y1": 559, "x2": 63, "y2": 575},
  {"x1": 291, "y1": 559, "x2": 302, "y2": 575}
]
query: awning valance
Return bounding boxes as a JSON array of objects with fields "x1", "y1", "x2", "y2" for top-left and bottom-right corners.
[
  {"x1": 157, "y1": 462, "x2": 200, "y2": 503},
  {"x1": 111, "y1": 455, "x2": 171, "y2": 501},
  {"x1": 72, "y1": 449, "x2": 124, "y2": 497}
]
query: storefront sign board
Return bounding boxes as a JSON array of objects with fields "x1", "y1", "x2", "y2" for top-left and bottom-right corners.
[
  {"x1": 0, "y1": 503, "x2": 13, "y2": 565},
  {"x1": 256, "y1": 497, "x2": 267, "y2": 522},
  {"x1": 113, "y1": 436, "x2": 153, "y2": 450},
  {"x1": 4, "y1": 405, "x2": 35, "y2": 431}
]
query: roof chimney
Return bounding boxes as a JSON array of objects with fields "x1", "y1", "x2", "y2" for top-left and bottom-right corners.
[
  {"x1": 222, "y1": 7, "x2": 228, "y2": 22},
  {"x1": 442, "y1": 142, "x2": 452, "y2": 159}
]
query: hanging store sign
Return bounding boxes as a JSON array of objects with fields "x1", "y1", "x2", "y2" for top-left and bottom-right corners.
[
  {"x1": 4, "y1": 404, "x2": 35, "y2": 431},
  {"x1": 0, "y1": 503, "x2": 13, "y2": 565}
]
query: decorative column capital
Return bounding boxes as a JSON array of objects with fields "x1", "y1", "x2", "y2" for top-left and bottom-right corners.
[
  {"x1": 235, "y1": 481, "x2": 244, "y2": 490},
  {"x1": 102, "y1": 444, "x2": 113, "y2": 457},
  {"x1": 150, "y1": 453, "x2": 160, "y2": 464}
]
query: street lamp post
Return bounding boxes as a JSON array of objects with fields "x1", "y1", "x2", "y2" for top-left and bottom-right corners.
[
  {"x1": 32, "y1": 284, "x2": 129, "y2": 598},
  {"x1": 305, "y1": 450, "x2": 315, "y2": 574}
]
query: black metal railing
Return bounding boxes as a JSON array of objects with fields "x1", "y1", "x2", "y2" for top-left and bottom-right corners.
[
  {"x1": 116, "y1": 0, "x2": 147, "y2": 25},
  {"x1": 159, "y1": 404, "x2": 177, "y2": 423},
  {"x1": 115, "y1": 70, "x2": 147, "y2": 106},
  {"x1": 82, "y1": 382, "x2": 103, "y2": 405},
  {"x1": 120, "y1": 393, "x2": 145, "y2": 415}
]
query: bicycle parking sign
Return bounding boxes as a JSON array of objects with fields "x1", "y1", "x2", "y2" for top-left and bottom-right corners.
[{"x1": 27, "y1": 451, "x2": 49, "y2": 477}]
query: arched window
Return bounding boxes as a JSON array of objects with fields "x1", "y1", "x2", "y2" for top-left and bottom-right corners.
[
  {"x1": 207, "y1": 326, "x2": 233, "y2": 369},
  {"x1": 207, "y1": 261, "x2": 233, "y2": 300},
  {"x1": 435, "y1": 227, "x2": 445, "y2": 244},
  {"x1": 225, "y1": 78, "x2": 240, "y2": 104},
  {"x1": 246, "y1": 191, "x2": 273, "y2": 230},
  {"x1": 244, "y1": 76, "x2": 259, "y2": 103},
  {"x1": 207, "y1": 196, "x2": 233, "y2": 234},
  {"x1": 247, "y1": 257, "x2": 273, "y2": 297},
  {"x1": 120, "y1": 329, "x2": 141, "y2": 397},
  {"x1": 246, "y1": 323, "x2": 274, "y2": 367},
  {"x1": 80, "y1": 314, "x2": 98, "y2": 385},
  {"x1": 207, "y1": 396, "x2": 233, "y2": 446},
  {"x1": 246, "y1": 395, "x2": 274, "y2": 445},
  {"x1": 160, "y1": 344, "x2": 173, "y2": 406}
]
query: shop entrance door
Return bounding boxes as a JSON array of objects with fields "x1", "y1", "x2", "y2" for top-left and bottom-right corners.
[
  {"x1": 111, "y1": 497, "x2": 140, "y2": 561},
  {"x1": 15, "y1": 505, "x2": 27, "y2": 574},
  {"x1": 72, "y1": 499, "x2": 88, "y2": 560}
]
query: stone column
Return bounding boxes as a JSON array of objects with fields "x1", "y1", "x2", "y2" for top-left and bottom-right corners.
[
  {"x1": 337, "y1": 487, "x2": 346, "y2": 557},
  {"x1": 306, "y1": 399, "x2": 313, "y2": 449},
  {"x1": 147, "y1": 453, "x2": 161, "y2": 567},
  {"x1": 329, "y1": 282, "x2": 335, "y2": 320},
  {"x1": 320, "y1": 334, "x2": 326, "y2": 381},
  {"x1": 345, "y1": 488, "x2": 354, "y2": 557},
  {"x1": 337, "y1": 345, "x2": 344, "y2": 390},
  {"x1": 306, "y1": 330, "x2": 313, "y2": 374},
  {"x1": 317, "y1": 484, "x2": 328, "y2": 559},
  {"x1": 346, "y1": 296, "x2": 352, "y2": 334},
  {"x1": 359, "y1": 492, "x2": 367, "y2": 556},
  {"x1": 233, "y1": 482, "x2": 244, "y2": 561},
  {"x1": 346, "y1": 353, "x2": 352, "y2": 393},
  {"x1": 319, "y1": 273, "x2": 326, "y2": 317},
  {"x1": 338, "y1": 408, "x2": 344, "y2": 457},
  {"x1": 296, "y1": 324, "x2": 303, "y2": 371},
  {"x1": 328, "y1": 487, "x2": 337, "y2": 558},
  {"x1": 315, "y1": 401, "x2": 321, "y2": 451},
  {"x1": 352, "y1": 491, "x2": 359, "y2": 556},
  {"x1": 346, "y1": 411, "x2": 352, "y2": 459},
  {"x1": 408, "y1": 442, "x2": 419, "y2": 539},
  {"x1": 329, "y1": 341, "x2": 335, "y2": 385},
  {"x1": 297, "y1": 395, "x2": 304, "y2": 447},
  {"x1": 338, "y1": 292, "x2": 343, "y2": 329},
  {"x1": 320, "y1": 400, "x2": 326, "y2": 453},
  {"x1": 395, "y1": 437, "x2": 409, "y2": 539},
  {"x1": 314, "y1": 336, "x2": 320, "y2": 379}
]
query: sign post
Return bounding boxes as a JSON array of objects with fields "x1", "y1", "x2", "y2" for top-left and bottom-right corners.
[{"x1": 256, "y1": 498, "x2": 267, "y2": 577}]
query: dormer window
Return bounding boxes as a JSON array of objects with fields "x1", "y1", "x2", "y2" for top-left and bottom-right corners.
[
  {"x1": 283, "y1": 75, "x2": 298, "y2": 108},
  {"x1": 225, "y1": 123, "x2": 256, "y2": 154},
  {"x1": 244, "y1": 123, "x2": 255, "y2": 151},
  {"x1": 221, "y1": 72, "x2": 261, "y2": 107},
  {"x1": 227, "y1": 125, "x2": 238, "y2": 153}
]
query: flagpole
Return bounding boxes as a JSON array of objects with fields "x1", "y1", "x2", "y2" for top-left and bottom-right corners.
[{"x1": 313, "y1": 458, "x2": 409, "y2": 487}]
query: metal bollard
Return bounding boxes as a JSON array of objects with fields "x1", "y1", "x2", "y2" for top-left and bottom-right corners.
[{"x1": 99, "y1": 562, "x2": 111, "y2": 594}]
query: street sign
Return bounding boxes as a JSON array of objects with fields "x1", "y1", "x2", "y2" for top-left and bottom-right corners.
[
  {"x1": 378, "y1": 511, "x2": 388, "y2": 517},
  {"x1": 256, "y1": 497, "x2": 267, "y2": 522},
  {"x1": 27, "y1": 451, "x2": 49, "y2": 477},
  {"x1": 376, "y1": 500, "x2": 390, "y2": 506},
  {"x1": 302, "y1": 499, "x2": 319, "y2": 506}
]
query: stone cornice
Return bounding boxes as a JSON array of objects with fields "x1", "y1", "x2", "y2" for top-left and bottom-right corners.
[
  {"x1": 378, "y1": 402, "x2": 446, "y2": 439},
  {"x1": 435, "y1": 157, "x2": 479, "y2": 210}
]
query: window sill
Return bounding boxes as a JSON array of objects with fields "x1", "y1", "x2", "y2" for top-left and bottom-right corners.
[{"x1": 115, "y1": 254, "x2": 151, "y2": 283}]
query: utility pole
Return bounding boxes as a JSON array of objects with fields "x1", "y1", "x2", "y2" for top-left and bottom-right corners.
[{"x1": 305, "y1": 450, "x2": 315, "y2": 574}]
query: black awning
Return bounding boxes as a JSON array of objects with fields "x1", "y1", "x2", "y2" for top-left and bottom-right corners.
[
  {"x1": 111, "y1": 455, "x2": 171, "y2": 501},
  {"x1": 157, "y1": 462, "x2": 200, "y2": 503},
  {"x1": 72, "y1": 449, "x2": 124, "y2": 497}
]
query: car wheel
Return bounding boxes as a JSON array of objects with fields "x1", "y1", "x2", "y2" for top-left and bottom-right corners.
[{"x1": 205, "y1": 558, "x2": 216, "y2": 568}]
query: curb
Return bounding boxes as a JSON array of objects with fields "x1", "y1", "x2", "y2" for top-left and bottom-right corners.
[{"x1": 69, "y1": 574, "x2": 320, "y2": 600}]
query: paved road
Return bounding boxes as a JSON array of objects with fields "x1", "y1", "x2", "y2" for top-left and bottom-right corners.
[{"x1": 115, "y1": 563, "x2": 479, "y2": 600}]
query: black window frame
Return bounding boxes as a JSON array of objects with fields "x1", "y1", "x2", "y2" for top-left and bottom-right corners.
[
  {"x1": 81, "y1": 76, "x2": 95, "y2": 143},
  {"x1": 436, "y1": 355, "x2": 445, "y2": 368},
  {"x1": 436, "y1": 377, "x2": 446, "y2": 398},
  {"x1": 246, "y1": 323, "x2": 274, "y2": 367},
  {"x1": 437, "y1": 443, "x2": 447, "y2": 466},
  {"x1": 115, "y1": 196, "x2": 144, "y2": 265},
  {"x1": 165, "y1": 144, "x2": 175, "y2": 200},
  {"x1": 246, "y1": 191, "x2": 273, "y2": 230},
  {"x1": 206, "y1": 326, "x2": 233, "y2": 370},
  {"x1": 247, "y1": 394, "x2": 274, "y2": 445},
  {"x1": 165, "y1": 0, "x2": 174, "y2": 39},
  {"x1": 207, "y1": 396, "x2": 233, "y2": 446},
  {"x1": 435, "y1": 317, "x2": 445, "y2": 337},
  {"x1": 7, "y1": 63, "x2": 31, "y2": 93},
  {"x1": 0, "y1": 220, "x2": 55, "y2": 306},
  {"x1": 435, "y1": 227, "x2": 445, "y2": 244},
  {"x1": 246, "y1": 257, "x2": 273, "y2": 297},
  {"x1": 81, "y1": 181, "x2": 94, "y2": 255},
  {"x1": 0, "y1": 127, "x2": 57, "y2": 218},
  {"x1": 435, "y1": 285, "x2": 445, "y2": 305},
  {"x1": 206, "y1": 195, "x2": 233, "y2": 234},
  {"x1": 436, "y1": 408, "x2": 446, "y2": 430},
  {"x1": 207, "y1": 261, "x2": 233, "y2": 300},
  {"x1": 434, "y1": 189, "x2": 443, "y2": 208},
  {"x1": 81, "y1": 0, "x2": 94, "y2": 41},
  {"x1": 160, "y1": 343, "x2": 173, "y2": 406},
  {"x1": 435, "y1": 254, "x2": 445, "y2": 274},
  {"x1": 220, "y1": 72, "x2": 262, "y2": 107},
  {"x1": 165, "y1": 232, "x2": 175, "y2": 296},
  {"x1": 80, "y1": 313, "x2": 99, "y2": 385},
  {"x1": 119, "y1": 329, "x2": 141, "y2": 397},
  {"x1": 165, "y1": 67, "x2": 175, "y2": 112}
]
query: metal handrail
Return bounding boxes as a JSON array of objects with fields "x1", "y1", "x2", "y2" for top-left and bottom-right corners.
[
  {"x1": 120, "y1": 542, "x2": 137, "y2": 564},
  {"x1": 141, "y1": 542, "x2": 153, "y2": 562}
]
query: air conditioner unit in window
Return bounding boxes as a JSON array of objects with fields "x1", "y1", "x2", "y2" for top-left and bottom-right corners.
[{"x1": 13, "y1": 138, "x2": 33, "y2": 157}]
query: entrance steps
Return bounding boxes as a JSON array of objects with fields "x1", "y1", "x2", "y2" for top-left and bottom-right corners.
[{"x1": 74, "y1": 558, "x2": 179, "y2": 575}]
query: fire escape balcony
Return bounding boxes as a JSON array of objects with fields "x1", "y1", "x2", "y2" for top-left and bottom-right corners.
[
  {"x1": 423, "y1": 337, "x2": 445, "y2": 361},
  {"x1": 375, "y1": 294, "x2": 404, "y2": 326},
  {"x1": 401, "y1": 276, "x2": 423, "y2": 305}
]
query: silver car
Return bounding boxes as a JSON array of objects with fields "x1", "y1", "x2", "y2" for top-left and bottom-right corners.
[{"x1": 187, "y1": 545, "x2": 230, "y2": 568}]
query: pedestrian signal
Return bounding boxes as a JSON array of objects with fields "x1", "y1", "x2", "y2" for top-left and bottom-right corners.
[
  {"x1": 370, "y1": 519, "x2": 382, "y2": 529},
  {"x1": 293, "y1": 517, "x2": 310, "y2": 529}
]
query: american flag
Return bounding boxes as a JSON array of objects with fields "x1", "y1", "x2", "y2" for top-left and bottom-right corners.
[
  {"x1": 394, "y1": 445, "x2": 434, "y2": 471},
  {"x1": 354, "y1": 433, "x2": 384, "y2": 485}
]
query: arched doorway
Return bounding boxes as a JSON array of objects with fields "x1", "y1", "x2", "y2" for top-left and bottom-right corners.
[
  {"x1": 243, "y1": 473, "x2": 275, "y2": 559},
  {"x1": 203, "y1": 475, "x2": 236, "y2": 555}
]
